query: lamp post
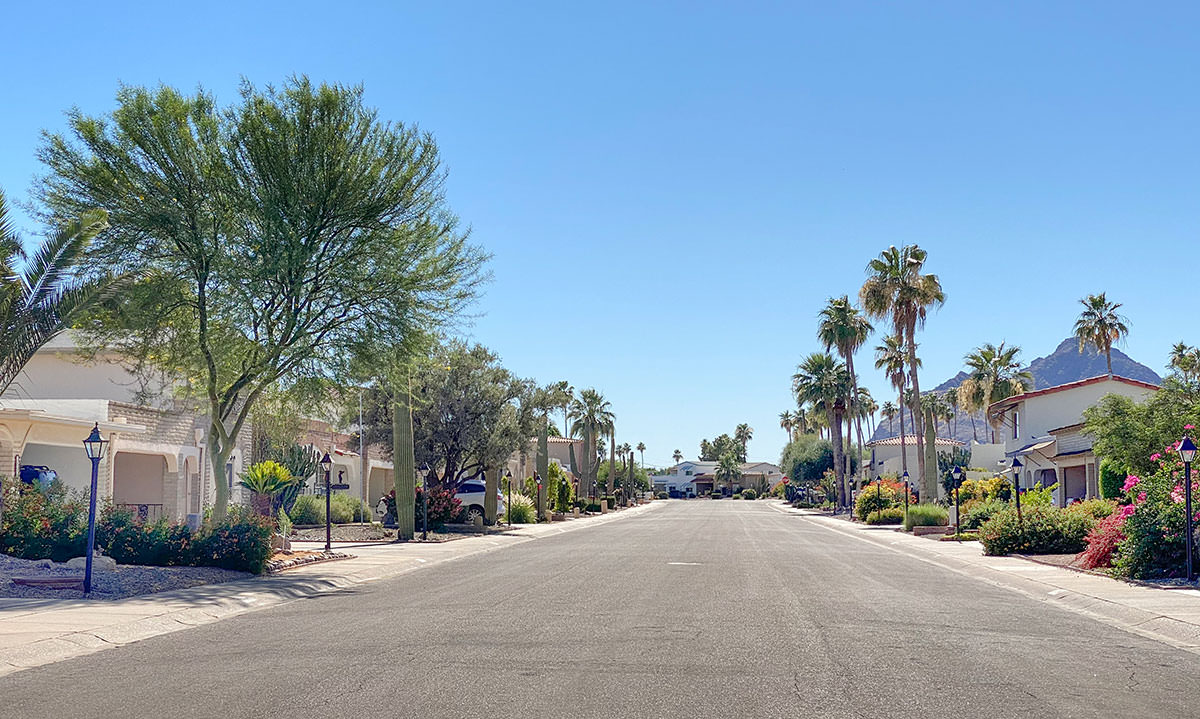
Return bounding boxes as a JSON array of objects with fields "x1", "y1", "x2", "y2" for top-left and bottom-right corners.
[
  {"x1": 504, "y1": 469, "x2": 513, "y2": 526},
  {"x1": 1011, "y1": 457, "x2": 1023, "y2": 524},
  {"x1": 82, "y1": 423, "x2": 109, "y2": 595},
  {"x1": 875, "y1": 475, "x2": 883, "y2": 517},
  {"x1": 951, "y1": 466, "x2": 964, "y2": 540},
  {"x1": 903, "y1": 478, "x2": 909, "y2": 517},
  {"x1": 320, "y1": 452, "x2": 333, "y2": 552},
  {"x1": 535, "y1": 472, "x2": 543, "y2": 522},
  {"x1": 419, "y1": 462, "x2": 431, "y2": 541},
  {"x1": 902, "y1": 470, "x2": 911, "y2": 504},
  {"x1": 1178, "y1": 436, "x2": 1197, "y2": 583}
]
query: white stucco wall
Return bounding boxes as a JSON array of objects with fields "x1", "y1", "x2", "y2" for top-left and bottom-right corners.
[{"x1": 1002, "y1": 378, "x2": 1156, "y2": 456}]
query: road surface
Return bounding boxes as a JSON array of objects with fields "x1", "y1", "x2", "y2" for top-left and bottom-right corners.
[{"x1": 6, "y1": 500, "x2": 1199, "y2": 718}]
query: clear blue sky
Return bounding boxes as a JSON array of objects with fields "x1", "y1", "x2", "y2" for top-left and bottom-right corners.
[{"x1": 2, "y1": 2, "x2": 1197, "y2": 467}]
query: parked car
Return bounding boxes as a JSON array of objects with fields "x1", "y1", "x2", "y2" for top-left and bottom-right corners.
[
  {"x1": 667, "y1": 488, "x2": 683, "y2": 499},
  {"x1": 455, "y1": 480, "x2": 505, "y2": 524}
]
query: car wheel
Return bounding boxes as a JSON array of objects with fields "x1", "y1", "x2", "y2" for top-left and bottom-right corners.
[{"x1": 466, "y1": 505, "x2": 484, "y2": 523}]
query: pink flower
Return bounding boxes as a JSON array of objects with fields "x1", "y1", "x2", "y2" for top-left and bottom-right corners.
[
  {"x1": 1122, "y1": 475, "x2": 1141, "y2": 493},
  {"x1": 1138, "y1": 491, "x2": 1148, "y2": 504},
  {"x1": 1120, "y1": 504, "x2": 1136, "y2": 518},
  {"x1": 1186, "y1": 424, "x2": 1196, "y2": 430},
  {"x1": 1151, "y1": 453, "x2": 1162, "y2": 462},
  {"x1": 1172, "y1": 486, "x2": 1186, "y2": 504}
]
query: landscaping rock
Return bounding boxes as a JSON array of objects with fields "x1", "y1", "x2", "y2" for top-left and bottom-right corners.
[{"x1": 65, "y1": 555, "x2": 117, "y2": 572}]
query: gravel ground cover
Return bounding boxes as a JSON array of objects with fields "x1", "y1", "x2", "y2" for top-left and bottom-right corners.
[
  {"x1": 0, "y1": 553, "x2": 251, "y2": 600},
  {"x1": 291, "y1": 522, "x2": 521, "y2": 543}
]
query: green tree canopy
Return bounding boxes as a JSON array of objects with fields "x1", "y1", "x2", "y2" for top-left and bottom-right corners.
[{"x1": 37, "y1": 77, "x2": 485, "y2": 518}]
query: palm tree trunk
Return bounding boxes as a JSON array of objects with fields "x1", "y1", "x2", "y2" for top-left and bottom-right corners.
[
  {"x1": 905, "y1": 326, "x2": 928, "y2": 493},
  {"x1": 845, "y1": 354, "x2": 864, "y2": 489}
]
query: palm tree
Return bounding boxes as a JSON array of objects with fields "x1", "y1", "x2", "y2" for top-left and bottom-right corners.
[
  {"x1": 957, "y1": 342, "x2": 1034, "y2": 442},
  {"x1": 1169, "y1": 342, "x2": 1200, "y2": 383},
  {"x1": 793, "y1": 352, "x2": 852, "y2": 507},
  {"x1": 944, "y1": 389, "x2": 959, "y2": 439},
  {"x1": 779, "y1": 410, "x2": 794, "y2": 442},
  {"x1": 734, "y1": 423, "x2": 753, "y2": 461},
  {"x1": 880, "y1": 401, "x2": 898, "y2": 435},
  {"x1": 569, "y1": 388, "x2": 614, "y2": 497},
  {"x1": 715, "y1": 452, "x2": 742, "y2": 494},
  {"x1": 1074, "y1": 293, "x2": 1130, "y2": 376},
  {"x1": 818, "y1": 295, "x2": 873, "y2": 487},
  {"x1": 636, "y1": 442, "x2": 646, "y2": 468},
  {"x1": 861, "y1": 245, "x2": 944, "y2": 495},
  {"x1": 857, "y1": 388, "x2": 877, "y2": 439},
  {"x1": 793, "y1": 406, "x2": 811, "y2": 435},
  {"x1": 672, "y1": 448, "x2": 683, "y2": 465},
  {"x1": 0, "y1": 190, "x2": 111, "y2": 396},
  {"x1": 875, "y1": 334, "x2": 913, "y2": 474}
]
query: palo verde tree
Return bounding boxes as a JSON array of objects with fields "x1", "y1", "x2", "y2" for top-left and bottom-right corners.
[{"x1": 38, "y1": 77, "x2": 484, "y2": 519}]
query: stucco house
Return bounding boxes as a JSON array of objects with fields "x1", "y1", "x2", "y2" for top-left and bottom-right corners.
[
  {"x1": 652, "y1": 460, "x2": 783, "y2": 496},
  {"x1": 1, "y1": 333, "x2": 251, "y2": 524},
  {"x1": 865, "y1": 435, "x2": 966, "y2": 478},
  {"x1": 504, "y1": 436, "x2": 584, "y2": 483},
  {"x1": 986, "y1": 374, "x2": 1159, "y2": 505}
]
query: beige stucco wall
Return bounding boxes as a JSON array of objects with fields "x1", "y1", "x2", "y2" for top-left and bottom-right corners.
[{"x1": 1003, "y1": 379, "x2": 1155, "y2": 456}]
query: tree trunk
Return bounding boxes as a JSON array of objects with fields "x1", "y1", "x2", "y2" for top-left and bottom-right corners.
[
  {"x1": 829, "y1": 409, "x2": 845, "y2": 508},
  {"x1": 536, "y1": 421, "x2": 549, "y2": 521},
  {"x1": 392, "y1": 375, "x2": 416, "y2": 541},
  {"x1": 846, "y1": 354, "x2": 864, "y2": 490},
  {"x1": 923, "y1": 406, "x2": 938, "y2": 502},
  {"x1": 905, "y1": 326, "x2": 929, "y2": 492},
  {"x1": 208, "y1": 425, "x2": 234, "y2": 523},
  {"x1": 898, "y1": 389, "x2": 908, "y2": 476}
]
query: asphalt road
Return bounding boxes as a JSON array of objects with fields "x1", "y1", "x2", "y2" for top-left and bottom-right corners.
[{"x1": 6, "y1": 500, "x2": 1200, "y2": 718}]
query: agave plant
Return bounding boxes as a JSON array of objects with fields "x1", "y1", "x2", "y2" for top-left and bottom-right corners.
[
  {"x1": 238, "y1": 460, "x2": 296, "y2": 516},
  {"x1": 0, "y1": 189, "x2": 111, "y2": 395}
]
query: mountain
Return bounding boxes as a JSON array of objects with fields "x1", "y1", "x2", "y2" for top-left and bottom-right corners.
[{"x1": 868, "y1": 338, "x2": 1161, "y2": 445}]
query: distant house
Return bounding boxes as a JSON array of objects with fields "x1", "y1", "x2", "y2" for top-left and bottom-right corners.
[
  {"x1": 504, "y1": 436, "x2": 584, "y2": 483},
  {"x1": 652, "y1": 460, "x2": 782, "y2": 496},
  {"x1": 865, "y1": 435, "x2": 965, "y2": 478},
  {"x1": 987, "y1": 374, "x2": 1159, "y2": 505}
]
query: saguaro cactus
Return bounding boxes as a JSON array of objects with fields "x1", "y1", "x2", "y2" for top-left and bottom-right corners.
[{"x1": 392, "y1": 374, "x2": 416, "y2": 541}]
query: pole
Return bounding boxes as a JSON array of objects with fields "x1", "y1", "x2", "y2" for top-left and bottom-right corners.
[
  {"x1": 1014, "y1": 471, "x2": 1022, "y2": 524},
  {"x1": 422, "y1": 472, "x2": 429, "y2": 541},
  {"x1": 903, "y1": 480, "x2": 909, "y2": 517},
  {"x1": 507, "y1": 474, "x2": 512, "y2": 527},
  {"x1": 1187, "y1": 461, "x2": 1194, "y2": 583},
  {"x1": 324, "y1": 465, "x2": 332, "y2": 552},
  {"x1": 83, "y1": 457, "x2": 100, "y2": 594},
  {"x1": 954, "y1": 484, "x2": 960, "y2": 540}
]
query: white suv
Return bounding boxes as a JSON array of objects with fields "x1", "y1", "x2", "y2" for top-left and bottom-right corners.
[{"x1": 456, "y1": 480, "x2": 505, "y2": 524}]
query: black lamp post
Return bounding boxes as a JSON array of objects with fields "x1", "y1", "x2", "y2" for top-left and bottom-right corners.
[
  {"x1": 82, "y1": 423, "x2": 109, "y2": 595},
  {"x1": 1011, "y1": 457, "x2": 1023, "y2": 524},
  {"x1": 951, "y1": 466, "x2": 964, "y2": 539},
  {"x1": 320, "y1": 452, "x2": 333, "y2": 552},
  {"x1": 504, "y1": 469, "x2": 513, "y2": 526},
  {"x1": 1178, "y1": 436, "x2": 1197, "y2": 583},
  {"x1": 902, "y1": 470, "x2": 911, "y2": 504},
  {"x1": 419, "y1": 462, "x2": 431, "y2": 541},
  {"x1": 535, "y1": 472, "x2": 543, "y2": 522}
]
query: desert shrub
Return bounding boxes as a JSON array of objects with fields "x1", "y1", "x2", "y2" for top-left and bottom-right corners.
[
  {"x1": 656, "y1": 492, "x2": 669, "y2": 499},
  {"x1": 330, "y1": 493, "x2": 371, "y2": 523},
  {"x1": 289, "y1": 494, "x2": 325, "y2": 525},
  {"x1": 732, "y1": 493, "x2": 743, "y2": 500},
  {"x1": 0, "y1": 478, "x2": 88, "y2": 561},
  {"x1": 740, "y1": 489, "x2": 757, "y2": 501},
  {"x1": 961, "y1": 499, "x2": 1009, "y2": 531},
  {"x1": 1099, "y1": 459, "x2": 1126, "y2": 501},
  {"x1": 710, "y1": 491, "x2": 722, "y2": 499},
  {"x1": 190, "y1": 505, "x2": 274, "y2": 573},
  {"x1": 97, "y1": 506, "x2": 192, "y2": 566},
  {"x1": 417, "y1": 487, "x2": 462, "y2": 530},
  {"x1": 855, "y1": 480, "x2": 903, "y2": 521},
  {"x1": 979, "y1": 505, "x2": 1095, "y2": 556},
  {"x1": 866, "y1": 507, "x2": 904, "y2": 525},
  {"x1": 277, "y1": 507, "x2": 293, "y2": 536},
  {"x1": 1069, "y1": 498, "x2": 1117, "y2": 521},
  {"x1": 903, "y1": 503, "x2": 948, "y2": 531},
  {"x1": 1075, "y1": 513, "x2": 1127, "y2": 570},
  {"x1": 504, "y1": 493, "x2": 537, "y2": 524}
]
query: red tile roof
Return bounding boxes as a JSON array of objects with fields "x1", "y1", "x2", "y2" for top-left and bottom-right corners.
[
  {"x1": 867, "y1": 435, "x2": 964, "y2": 447},
  {"x1": 987, "y1": 375, "x2": 1159, "y2": 415}
]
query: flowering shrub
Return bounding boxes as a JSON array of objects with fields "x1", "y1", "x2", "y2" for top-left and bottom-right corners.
[
  {"x1": 865, "y1": 507, "x2": 905, "y2": 525},
  {"x1": 1111, "y1": 446, "x2": 1199, "y2": 579},
  {"x1": 961, "y1": 499, "x2": 1009, "y2": 531},
  {"x1": 0, "y1": 477, "x2": 88, "y2": 561},
  {"x1": 855, "y1": 478, "x2": 909, "y2": 521},
  {"x1": 1075, "y1": 514, "x2": 1126, "y2": 570},
  {"x1": 384, "y1": 487, "x2": 462, "y2": 530}
]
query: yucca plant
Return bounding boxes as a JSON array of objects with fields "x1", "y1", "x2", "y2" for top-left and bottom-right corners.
[{"x1": 238, "y1": 461, "x2": 295, "y2": 516}]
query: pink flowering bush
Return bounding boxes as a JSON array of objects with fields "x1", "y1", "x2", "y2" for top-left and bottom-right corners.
[{"x1": 1110, "y1": 448, "x2": 1200, "y2": 579}]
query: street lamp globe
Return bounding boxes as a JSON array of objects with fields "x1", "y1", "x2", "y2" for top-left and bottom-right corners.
[
  {"x1": 320, "y1": 452, "x2": 333, "y2": 475},
  {"x1": 83, "y1": 423, "x2": 108, "y2": 460},
  {"x1": 1179, "y1": 436, "x2": 1198, "y2": 464}
]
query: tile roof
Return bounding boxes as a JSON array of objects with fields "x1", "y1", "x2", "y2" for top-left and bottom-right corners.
[{"x1": 867, "y1": 435, "x2": 964, "y2": 447}]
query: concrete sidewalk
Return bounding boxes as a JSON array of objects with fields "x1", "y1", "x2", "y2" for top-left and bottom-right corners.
[
  {"x1": 0, "y1": 501, "x2": 660, "y2": 677},
  {"x1": 771, "y1": 501, "x2": 1200, "y2": 654}
]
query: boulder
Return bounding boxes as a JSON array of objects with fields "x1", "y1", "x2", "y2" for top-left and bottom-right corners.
[
  {"x1": 271, "y1": 533, "x2": 290, "y2": 551},
  {"x1": 66, "y1": 555, "x2": 117, "y2": 572}
]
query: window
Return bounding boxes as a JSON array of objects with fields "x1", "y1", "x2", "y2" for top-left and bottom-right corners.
[
  {"x1": 1012, "y1": 410, "x2": 1020, "y2": 439},
  {"x1": 460, "y1": 483, "x2": 484, "y2": 494},
  {"x1": 685, "y1": 470, "x2": 693, "y2": 476}
]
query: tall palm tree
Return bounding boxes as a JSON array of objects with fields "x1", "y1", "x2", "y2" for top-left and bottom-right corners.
[
  {"x1": 793, "y1": 352, "x2": 852, "y2": 507},
  {"x1": 636, "y1": 441, "x2": 646, "y2": 468},
  {"x1": 857, "y1": 388, "x2": 877, "y2": 439},
  {"x1": 779, "y1": 410, "x2": 794, "y2": 442},
  {"x1": 944, "y1": 389, "x2": 959, "y2": 439},
  {"x1": 569, "y1": 388, "x2": 614, "y2": 497},
  {"x1": 672, "y1": 448, "x2": 683, "y2": 465},
  {"x1": 793, "y1": 406, "x2": 811, "y2": 435},
  {"x1": 957, "y1": 342, "x2": 1034, "y2": 442},
  {"x1": 1074, "y1": 293, "x2": 1130, "y2": 376},
  {"x1": 734, "y1": 423, "x2": 753, "y2": 461},
  {"x1": 818, "y1": 295, "x2": 874, "y2": 487},
  {"x1": 0, "y1": 190, "x2": 112, "y2": 397},
  {"x1": 861, "y1": 245, "x2": 944, "y2": 496},
  {"x1": 875, "y1": 334, "x2": 913, "y2": 474},
  {"x1": 1169, "y1": 342, "x2": 1200, "y2": 383},
  {"x1": 880, "y1": 400, "x2": 898, "y2": 435},
  {"x1": 714, "y1": 452, "x2": 742, "y2": 494}
]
